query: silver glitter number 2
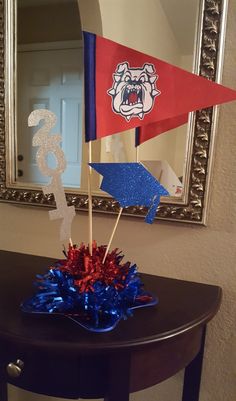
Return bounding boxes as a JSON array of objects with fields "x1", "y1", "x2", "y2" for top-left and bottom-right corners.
[{"x1": 28, "y1": 109, "x2": 75, "y2": 242}]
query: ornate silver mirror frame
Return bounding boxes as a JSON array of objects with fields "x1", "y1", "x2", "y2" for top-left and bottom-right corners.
[{"x1": 0, "y1": 0, "x2": 228, "y2": 224}]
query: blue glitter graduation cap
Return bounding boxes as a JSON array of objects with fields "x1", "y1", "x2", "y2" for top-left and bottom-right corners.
[{"x1": 89, "y1": 162, "x2": 169, "y2": 223}]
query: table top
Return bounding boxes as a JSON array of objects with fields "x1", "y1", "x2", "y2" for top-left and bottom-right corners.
[{"x1": 0, "y1": 250, "x2": 221, "y2": 355}]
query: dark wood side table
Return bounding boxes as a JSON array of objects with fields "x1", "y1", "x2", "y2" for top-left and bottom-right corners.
[{"x1": 0, "y1": 251, "x2": 221, "y2": 401}]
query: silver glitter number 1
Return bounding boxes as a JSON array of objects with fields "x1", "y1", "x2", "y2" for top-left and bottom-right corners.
[{"x1": 28, "y1": 109, "x2": 75, "y2": 242}]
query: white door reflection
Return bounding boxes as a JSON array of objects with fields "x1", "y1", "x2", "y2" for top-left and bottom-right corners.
[{"x1": 17, "y1": 0, "x2": 83, "y2": 188}]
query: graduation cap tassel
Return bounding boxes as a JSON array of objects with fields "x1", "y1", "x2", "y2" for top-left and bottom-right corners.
[
  {"x1": 102, "y1": 207, "x2": 123, "y2": 264},
  {"x1": 145, "y1": 195, "x2": 160, "y2": 224},
  {"x1": 88, "y1": 141, "x2": 93, "y2": 255}
]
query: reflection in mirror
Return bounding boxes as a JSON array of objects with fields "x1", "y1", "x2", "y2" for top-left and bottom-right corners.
[
  {"x1": 2, "y1": 0, "x2": 227, "y2": 224},
  {"x1": 17, "y1": 0, "x2": 83, "y2": 188},
  {"x1": 99, "y1": 0, "x2": 199, "y2": 198},
  {"x1": 16, "y1": 0, "x2": 199, "y2": 199}
]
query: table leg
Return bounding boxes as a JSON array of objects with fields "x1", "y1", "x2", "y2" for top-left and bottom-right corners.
[
  {"x1": 104, "y1": 353, "x2": 131, "y2": 401},
  {"x1": 0, "y1": 381, "x2": 7, "y2": 401},
  {"x1": 182, "y1": 325, "x2": 206, "y2": 401}
]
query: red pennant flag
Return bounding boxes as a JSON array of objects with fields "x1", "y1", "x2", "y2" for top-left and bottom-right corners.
[{"x1": 83, "y1": 31, "x2": 236, "y2": 142}]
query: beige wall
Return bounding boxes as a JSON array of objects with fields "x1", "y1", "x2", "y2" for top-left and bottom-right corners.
[{"x1": 3, "y1": 0, "x2": 236, "y2": 401}]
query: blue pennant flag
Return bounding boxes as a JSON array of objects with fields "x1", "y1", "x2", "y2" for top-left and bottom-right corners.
[{"x1": 89, "y1": 162, "x2": 169, "y2": 223}]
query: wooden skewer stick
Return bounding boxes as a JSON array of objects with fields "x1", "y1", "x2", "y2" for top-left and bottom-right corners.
[
  {"x1": 88, "y1": 141, "x2": 93, "y2": 255},
  {"x1": 103, "y1": 135, "x2": 139, "y2": 264},
  {"x1": 102, "y1": 162, "x2": 163, "y2": 263},
  {"x1": 102, "y1": 207, "x2": 123, "y2": 264},
  {"x1": 136, "y1": 144, "x2": 140, "y2": 163}
]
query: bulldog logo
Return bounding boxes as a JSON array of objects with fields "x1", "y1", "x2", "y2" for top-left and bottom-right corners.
[{"x1": 107, "y1": 62, "x2": 160, "y2": 121}]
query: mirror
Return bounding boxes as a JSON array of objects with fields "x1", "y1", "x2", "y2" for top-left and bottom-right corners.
[{"x1": 1, "y1": 0, "x2": 228, "y2": 224}]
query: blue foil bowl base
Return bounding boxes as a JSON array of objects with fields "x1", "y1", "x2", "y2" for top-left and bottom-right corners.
[{"x1": 21, "y1": 295, "x2": 158, "y2": 333}]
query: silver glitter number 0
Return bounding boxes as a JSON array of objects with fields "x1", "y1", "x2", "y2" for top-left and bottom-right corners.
[{"x1": 29, "y1": 109, "x2": 75, "y2": 242}]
